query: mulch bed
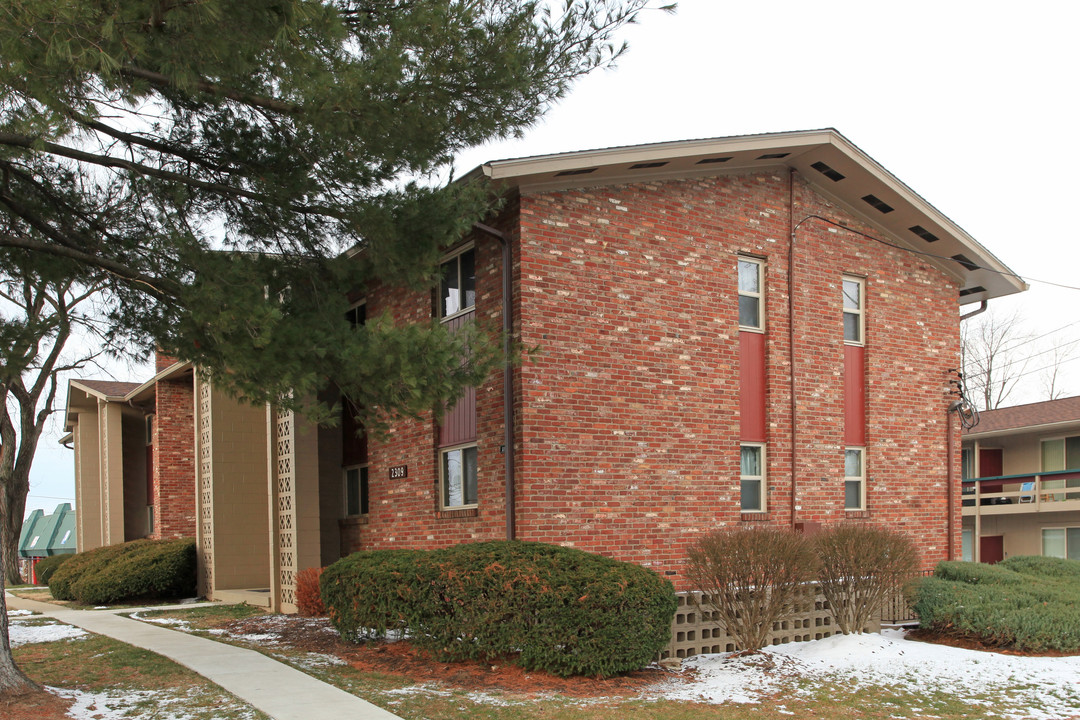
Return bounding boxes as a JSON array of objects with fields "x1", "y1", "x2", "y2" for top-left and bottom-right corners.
[{"x1": 221, "y1": 615, "x2": 671, "y2": 698}]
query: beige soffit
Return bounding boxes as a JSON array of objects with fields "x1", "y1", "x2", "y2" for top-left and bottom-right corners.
[{"x1": 474, "y1": 128, "x2": 1026, "y2": 305}]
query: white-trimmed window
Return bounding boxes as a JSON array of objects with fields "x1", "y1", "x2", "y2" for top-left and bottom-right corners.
[
  {"x1": 843, "y1": 276, "x2": 864, "y2": 345},
  {"x1": 344, "y1": 465, "x2": 369, "y2": 517},
  {"x1": 738, "y1": 257, "x2": 764, "y2": 330},
  {"x1": 740, "y1": 444, "x2": 765, "y2": 512},
  {"x1": 844, "y1": 447, "x2": 865, "y2": 510},
  {"x1": 345, "y1": 300, "x2": 366, "y2": 329},
  {"x1": 1042, "y1": 527, "x2": 1080, "y2": 560},
  {"x1": 440, "y1": 246, "x2": 476, "y2": 320},
  {"x1": 441, "y1": 444, "x2": 478, "y2": 509}
]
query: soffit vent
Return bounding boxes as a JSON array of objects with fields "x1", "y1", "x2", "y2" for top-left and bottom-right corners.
[
  {"x1": 696, "y1": 156, "x2": 732, "y2": 165},
  {"x1": 630, "y1": 161, "x2": 668, "y2": 170},
  {"x1": 757, "y1": 152, "x2": 790, "y2": 160},
  {"x1": 554, "y1": 167, "x2": 598, "y2": 177},
  {"x1": 861, "y1": 194, "x2": 895, "y2": 214},
  {"x1": 951, "y1": 254, "x2": 980, "y2": 271},
  {"x1": 959, "y1": 286, "x2": 987, "y2": 297},
  {"x1": 909, "y1": 225, "x2": 939, "y2": 243},
  {"x1": 810, "y1": 161, "x2": 845, "y2": 182}
]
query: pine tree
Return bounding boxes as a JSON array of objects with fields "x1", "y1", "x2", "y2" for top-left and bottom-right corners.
[{"x1": 0, "y1": 0, "x2": 669, "y2": 693}]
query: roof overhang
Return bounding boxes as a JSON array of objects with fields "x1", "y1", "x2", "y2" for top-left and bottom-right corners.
[
  {"x1": 475, "y1": 129, "x2": 1025, "y2": 305},
  {"x1": 64, "y1": 361, "x2": 194, "y2": 429}
]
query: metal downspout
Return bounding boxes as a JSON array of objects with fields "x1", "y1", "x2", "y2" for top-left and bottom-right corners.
[
  {"x1": 472, "y1": 222, "x2": 516, "y2": 540},
  {"x1": 788, "y1": 169, "x2": 799, "y2": 529},
  {"x1": 946, "y1": 408, "x2": 955, "y2": 560}
]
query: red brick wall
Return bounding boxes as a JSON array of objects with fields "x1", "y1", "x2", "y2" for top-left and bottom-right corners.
[
  {"x1": 513, "y1": 170, "x2": 960, "y2": 587},
  {"x1": 340, "y1": 171, "x2": 962, "y2": 587},
  {"x1": 338, "y1": 214, "x2": 517, "y2": 551},
  {"x1": 152, "y1": 377, "x2": 196, "y2": 539}
]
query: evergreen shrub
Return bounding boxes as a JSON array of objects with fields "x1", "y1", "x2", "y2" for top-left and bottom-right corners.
[
  {"x1": 913, "y1": 557, "x2": 1080, "y2": 652},
  {"x1": 34, "y1": 554, "x2": 73, "y2": 586},
  {"x1": 321, "y1": 541, "x2": 676, "y2": 677},
  {"x1": 49, "y1": 539, "x2": 196, "y2": 605},
  {"x1": 295, "y1": 566, "x2": 326, "y2": 617}
]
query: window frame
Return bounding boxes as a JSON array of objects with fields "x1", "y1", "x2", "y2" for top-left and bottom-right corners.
[
  {"x1": 439, "y1": 443, "x2": 478, "y2": 510},
  {"x1": 737, "y1": 256, "x2": 765, "y2": 332},
  {"x1": 345, "y1": 300, "x2": 366, "y2": 329},
  {"x1": 842, "y1": 275, "x2": 865, "y2": 346},
  {"x1": 438, "y1": 244, "x2": 476, "y2": 322},
  {"x1": 844, "y1": 446, "x2": 866, "y2": 511},
  {"x1": 740, "y1": 442, "x2": 766, "y2": 512},
  {"x1": 343, "y1": 464, "x2": 369, "y2": 518},
  {"x1": 1041, "y1": 526, "x2": 1080, "y2": 560}
]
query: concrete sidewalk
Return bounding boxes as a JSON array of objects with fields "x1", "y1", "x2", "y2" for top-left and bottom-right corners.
[{"x1": 6, "y1": 592, "x2": 402, "y2": 720}]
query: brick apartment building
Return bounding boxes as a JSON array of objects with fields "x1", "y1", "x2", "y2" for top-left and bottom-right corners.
[{"x1": 67, "y1": 129, "x2": 1024, "y2": 612}]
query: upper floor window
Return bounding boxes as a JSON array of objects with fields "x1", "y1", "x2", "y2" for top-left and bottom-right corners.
[
  {"x1": 440, "y1": 246, "x2": 476, "y2": 320},
  {"x1": 843, "y1": 276, "x2": 864, "y2": 345},
  {"x1": 345, "y1": 301, "x2": 366, "y2": 329},
  {"x1": 738, "y1": 257, "x2": 764, "y2": 330},
  {"x1": 1041, "y1": 436, "x2": 1080, "y2": 472},
  {"x1": 844, "y1": 447, "x2": 865, "y2": 510},
  {"x1": 740, "y1": 443, "x2": 765, "y2": 512}
]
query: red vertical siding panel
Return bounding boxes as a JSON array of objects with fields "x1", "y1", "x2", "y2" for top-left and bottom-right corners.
[
  {"x1": 844, "y1": 344, "x2": 866, "y2": 446},
  {"x1": 439, "y1": 311, "x2": 477, "y2": 447},
  {"x1": 739, "y1": 331, "x2": 766, "y2": 442}
]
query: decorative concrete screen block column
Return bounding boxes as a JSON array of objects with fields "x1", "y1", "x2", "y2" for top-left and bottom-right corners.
[
  {"x1": 100, "y1": 399, "x2": 125, "y2": 545},
  {"x1": 275, "y1": 408, "x2": 297, "y2": 607},
  {"x1": 196, "y1": 377, "x2": 214, "y2": 598}
]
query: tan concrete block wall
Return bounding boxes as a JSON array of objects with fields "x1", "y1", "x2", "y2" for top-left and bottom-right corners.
[
  {"x1": 74, "y1": 412, "x2": 102, "y2": 552},
  {"x1": 209, "y1": 387, "x2": 270, "y2": 590}
]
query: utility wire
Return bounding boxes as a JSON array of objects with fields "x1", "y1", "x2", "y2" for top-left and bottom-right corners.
[{"x1": 795, "y1": 215, "x2": 1080, "y2": 293}]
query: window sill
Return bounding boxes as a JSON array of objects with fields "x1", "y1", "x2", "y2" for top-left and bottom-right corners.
[
  {"x1": 844, "y1": 510, "x2": 870, "y2": 519},
  {"x1": 339, "y1": 515, "x2": 369, "y2": 526},
  {"x1": 740, "y1": 512, "x2": 770, "y2": 522},
  {"x1": 437, "y1": 507, "x2": 479, "y2": 520}
]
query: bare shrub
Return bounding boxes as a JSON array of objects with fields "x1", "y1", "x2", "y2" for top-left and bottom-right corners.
[
  {"x1": 685, "y1": 527, "x2": 818, "y2": 652},
  {"x1": 814, "y1": 524, "x2": 919, "y2": 634}
]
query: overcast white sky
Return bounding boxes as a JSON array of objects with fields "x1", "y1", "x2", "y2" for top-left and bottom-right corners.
[{"x1": 23, "y1": 0, "x2": 1080, "y2": 517}]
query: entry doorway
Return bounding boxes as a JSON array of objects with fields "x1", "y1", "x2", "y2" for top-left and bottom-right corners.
[{"x1": 980, "y1": 535, "x2": 1004, "y2": 564}]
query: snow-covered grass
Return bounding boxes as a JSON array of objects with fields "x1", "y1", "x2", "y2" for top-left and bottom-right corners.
[
  {"x1": 662, "y1": 629, "x2": 1080, "y2": 719},
  {"x1": 51, "y1": 685, "x2": 265, "y2": 720},
  {"x1": 7, "y1": 614, "x2": 88, "y2": 646}
]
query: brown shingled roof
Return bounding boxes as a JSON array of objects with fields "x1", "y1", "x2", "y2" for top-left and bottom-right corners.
[
  {"x1": 965, "y1": 395, "x2": 1080, "y2": 436},
  {"x1": 74, "y1": 380, "x2": 142, "y2": 398}
]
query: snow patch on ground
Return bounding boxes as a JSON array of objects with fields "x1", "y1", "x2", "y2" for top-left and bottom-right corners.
[
  {"x1": 51, "y1": 686, "x2": 263, "y2": 720},
  {"x1": 6, "y1": 608, "x2": 34, "y2": 616},
  {"x1": 129, "y1": 612, "x2": 194, "y2": 632},
  {"x1": 659, "y1": 629, "x2": 1080, "y2": 719},
  {"x1": 8, "y1": 618, "x2": 87, "y2": 646}
]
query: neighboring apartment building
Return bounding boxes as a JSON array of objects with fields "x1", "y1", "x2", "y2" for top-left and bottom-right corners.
[
  {"x1": 63, "y1": 356, "x2": 199, "y2": 550},
  {"x1": 18, "y1": 503, "x2": 76, "y2": 583},
  {"x1": 961, "y1": 396, "x2": 1080, "y2": 563},
  {"x1": 69, "y1": 129, "x2": 1025, "y2": 613}
]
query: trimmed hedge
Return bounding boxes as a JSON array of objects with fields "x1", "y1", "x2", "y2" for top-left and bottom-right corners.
[
  {"x1": 912, "y1": 557, "x2": 1080, "y2": 652},
  {"x1": 321, "y1": 541, "x2": 676, "y2": 677},
  {"x1": 49, "y1": 539, "x2": 196, "y2": 605},
  {"x1": 34, "y1": 554, "x2": 74, "y2": 585}
]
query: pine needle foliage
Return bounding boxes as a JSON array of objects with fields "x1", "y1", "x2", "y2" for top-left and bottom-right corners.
[
  {"x1": 0, "y1": 0, "x2": 672, "y2": 431},
  {"x1": 685, "y1": 527, "x2": 818, "y2": 652}
]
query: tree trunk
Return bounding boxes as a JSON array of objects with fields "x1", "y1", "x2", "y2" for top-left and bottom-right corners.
[
  {"x1": 0, "y1": 540, "x2": 39, "y2": 695},
  {"x1": 1, "y1": 473, "x2": 29, "y2": 586}
]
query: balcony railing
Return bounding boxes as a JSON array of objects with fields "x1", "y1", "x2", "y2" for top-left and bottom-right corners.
[{"x1": 961, "y1": 469, "x2": 1080, "y2": 515}]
